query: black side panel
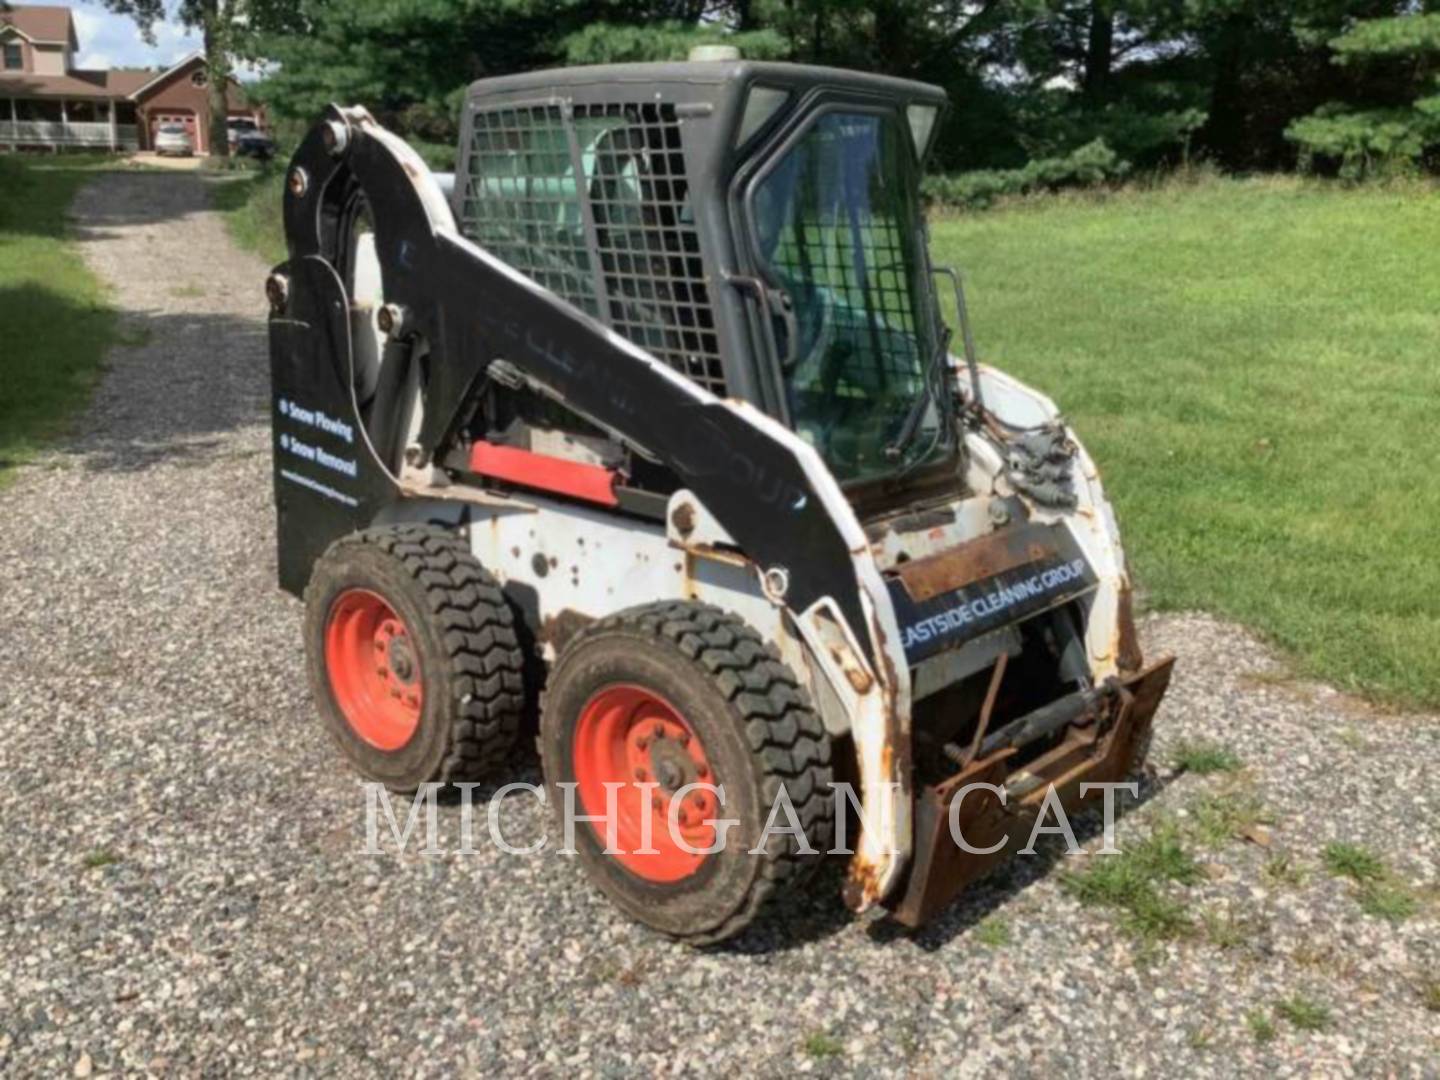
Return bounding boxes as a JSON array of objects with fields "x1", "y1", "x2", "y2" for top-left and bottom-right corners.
[{"x1": 269, "y1": 256, "x2": 394, "y2": 595}]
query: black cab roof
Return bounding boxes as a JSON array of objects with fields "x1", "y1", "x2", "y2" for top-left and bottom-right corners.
[{"x1": 466, "y1": 60, "x2": 947, "y2": 108}]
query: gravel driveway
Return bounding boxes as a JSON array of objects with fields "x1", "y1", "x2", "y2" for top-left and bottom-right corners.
[{"x1": 1, "y1": 171, "x2": 1435, "y2": 1078}]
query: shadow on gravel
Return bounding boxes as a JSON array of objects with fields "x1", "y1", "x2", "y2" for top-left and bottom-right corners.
[
  {"x1": 700, "y1": 769, "x2": 1185, "y2": 956},
  {"x1": 64, "y1": 170, "x2": 223, "y2": 245},
  {"x1": 715, "y1": 861, "x2": 860, "y2": 954},
  {"x1": 6, "y1": 281, "x2": 272, "y2": 473},
  {"x1": 866, "y1": 768, "x2": 1183, "y2": 951},
  {"x1": 1, "y1": 161, "x2": 204, "y2": 244}
]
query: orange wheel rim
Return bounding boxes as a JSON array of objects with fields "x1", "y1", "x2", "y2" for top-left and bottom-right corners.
[
  {"x1": 324, "y1": 589, "x2": 423, "y2": 751},
  {"x1": 573, "y1": 685, "x2": 717, "y2": 882}
]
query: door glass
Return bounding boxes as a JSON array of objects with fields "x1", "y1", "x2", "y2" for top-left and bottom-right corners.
[{"x1": 751, "y1": 111, "x2": 944, "y2": 483}]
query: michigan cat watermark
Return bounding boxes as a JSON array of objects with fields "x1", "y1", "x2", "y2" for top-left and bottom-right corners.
[{"x1": 361, "y1": 780, "x2": 1140, "y2": 858}]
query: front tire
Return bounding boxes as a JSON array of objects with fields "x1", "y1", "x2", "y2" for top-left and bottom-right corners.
[
  {"x1": 304, "y1": 525, "x2": 524, "y2": 792},
  {"x1": 540, "y1": 602, "x2": 834, "y2": 944}
]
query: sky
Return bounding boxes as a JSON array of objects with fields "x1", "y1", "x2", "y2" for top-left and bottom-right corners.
[{"x1": 68, "y1": 1, "x2": 204, "y2": 72}]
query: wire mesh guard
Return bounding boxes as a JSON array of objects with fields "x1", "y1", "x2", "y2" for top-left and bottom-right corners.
[{"x1": 459, "y1": 101, "x2": 725, "y2": 396}]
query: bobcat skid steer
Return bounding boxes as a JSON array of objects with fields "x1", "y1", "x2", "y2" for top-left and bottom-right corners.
[{"x1": 266, "y1": 53, "x2": 1174, "y2": 943}]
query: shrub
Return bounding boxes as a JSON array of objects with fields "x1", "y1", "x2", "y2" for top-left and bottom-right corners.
[
  {"x1": 1286, "y1": 103, "x2": 1440, "y2": 180},
  {"x1": 1287, "y1": 14, "x2": 1440, "y2": 179},
  {"x1": 922, "y1": 139, "x2": 1130, "y2": 210},
  {"x1": 405, "y1": 138, "x2": 458, "y2": 173}
]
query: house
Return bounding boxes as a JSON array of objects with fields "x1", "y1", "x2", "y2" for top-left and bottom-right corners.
[{"x1": 0, "y1": 3, "x2": 261, "y2": 153}]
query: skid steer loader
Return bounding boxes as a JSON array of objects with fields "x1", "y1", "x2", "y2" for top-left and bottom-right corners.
[{"x1": 266, "y1": 53, "x2": 1174, "y2": 942}]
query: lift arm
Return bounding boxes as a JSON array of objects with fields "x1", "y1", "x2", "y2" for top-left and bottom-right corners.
[{"x1": 275, "y1": 107, "x2": 887, "y2": 665}]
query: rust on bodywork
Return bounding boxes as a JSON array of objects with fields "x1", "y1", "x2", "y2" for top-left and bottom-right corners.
[
  {"x1": 842, "y1": 858, "x2": 884, "y2": 911},
  {"x1": 873, "y1": 622, "x2": 908, "y2": 790},
  {"x1": 894, "y1": 525, "x2": 1057, "y2": 603},
  {"x1": 962, "y1": 651, "x2": 1009, "y2": 764},
  {"x1": 842, "y1": 607, "x2": 912, "y2": 912},
  {"x1": 887, "y1": 653, "x2": 1175, "y2": 927},
  {"x1": 539, "y1": 608, "x2": 594, "y2": 654},
  {"x1": 809, "y1": 604, "x2": 876, "y2": 695},
  {"x1": 1115, "y1": 583, "x2": 1143, "y2": 673},
  {"x1": 863, "y1": 504, "x2": 958, "y2": 544},
  {"x1": 835, "y1": 649, "x2": 874, "y2": 694},
  {"x1": 670, "y1": 501, "x2": 696, "y2": 539}
]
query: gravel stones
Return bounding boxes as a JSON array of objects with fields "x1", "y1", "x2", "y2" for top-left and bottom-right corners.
[{"x1": 0, "y1": 172, "x2": 1433, "y2": 1077}]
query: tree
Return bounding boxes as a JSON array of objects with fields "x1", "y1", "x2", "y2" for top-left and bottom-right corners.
[
  {"x1": 747, "y1": 0, "x2": 1030, "y2": 168},
  {"x1": 252, "y1": 0, "x2": 579, "y2": 151},
  {"x1": 558, "y1": 20, "x2": 785, "y2": 64},
  {"x1": 252, "y1": 1, "x2": 782, "y2": 152},
  {"x1": 227, "y1": 0, "x2": 1440, "y2": 181},
  {"x1": 101, "y1": 0, "x2": 299, "y2": 159},
  {"x1": 1288, "y1": 10, "x2": 1440, "y2": 176}
]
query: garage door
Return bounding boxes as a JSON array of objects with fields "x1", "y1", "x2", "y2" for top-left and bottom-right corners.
[{"x1": 150, "y1": 111, "x2": 199, "y2": 152}]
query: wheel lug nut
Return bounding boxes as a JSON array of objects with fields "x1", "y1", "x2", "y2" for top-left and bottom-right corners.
[
  {"x1": 633, "y1": 768, "x2": 646, "y2": 781},
  {"x1": 652, "y1": 722, "x2": 664, "y2": 739}
]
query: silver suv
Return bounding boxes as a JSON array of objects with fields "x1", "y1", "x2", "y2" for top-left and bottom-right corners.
[{"x1": 154, "y1": 123, "x2": 193, "y2": 157}]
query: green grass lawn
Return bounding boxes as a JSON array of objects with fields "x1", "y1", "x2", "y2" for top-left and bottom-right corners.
[
  {"x1": 0, "y1": 154, "x2": 122, "y2": 483},
  {"x1": 930, "y1": 177, "x2": 1440, "y2": 707},
  {"x1": 213, "y1": 165, "x2": 1438, "y2": 706},
  {"x1": 210, "y1": 165, "x2": 286, "y2": 266}
]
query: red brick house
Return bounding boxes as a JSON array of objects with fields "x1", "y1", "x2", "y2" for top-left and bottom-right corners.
[{"x1": 0, "y1": 3, "x2": 261, "y2": 153}]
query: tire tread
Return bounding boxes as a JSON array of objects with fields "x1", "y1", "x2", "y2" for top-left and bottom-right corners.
[
  {"x1": 550, "y1": 600, "x2": 835, "y2": 944},
  {"x1": 320, "y1": 525, "x2": 524, "y2": 785}
]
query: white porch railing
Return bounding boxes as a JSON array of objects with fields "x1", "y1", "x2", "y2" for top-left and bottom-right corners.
[{"x1": 0, "y1": 120, "x2": 140, "y2": 150}]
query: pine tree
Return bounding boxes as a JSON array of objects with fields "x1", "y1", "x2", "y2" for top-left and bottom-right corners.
[{"x1": 1287, "y1": 10, "x2": 1440, "y2": 177}]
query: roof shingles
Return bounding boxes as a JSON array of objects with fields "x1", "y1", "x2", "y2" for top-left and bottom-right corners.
[
  {"x1": 0, "y1": 9, "x2": 230, "y2": 104},
  {"x1": 0, "y1": 68, "x2": 155, "y2": 99},
  {"x1": 0, "y1": 5, "x2": 76, "y2": 45}
]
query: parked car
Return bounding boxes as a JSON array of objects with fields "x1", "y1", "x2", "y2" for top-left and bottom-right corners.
[
  {"x1": 226, "y1": 116, "x2": 258, "y2": 149},
  {"x1": 153, "y1": 123, "x2": 194, "y2": 157},
  {"x1": 235, "y1": 130, "x2": 277, "y2": 161}
]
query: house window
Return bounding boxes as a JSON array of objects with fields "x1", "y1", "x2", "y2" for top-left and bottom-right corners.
[
  {"x1": 3, "y1": 43, "x2": 23, "y2": 71},
  {"x1": 15, "y1": 99, "x2": 61, "y2": 121}
]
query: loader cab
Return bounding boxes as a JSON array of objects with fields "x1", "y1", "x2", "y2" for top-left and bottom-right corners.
[{"x1": 453, "y1": 59, "x2": 957, "y2": 514}]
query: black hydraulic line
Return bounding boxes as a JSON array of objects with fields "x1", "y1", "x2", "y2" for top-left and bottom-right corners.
[{"x1": 975, "y1": 680, "x2": 1117, "y2": 760}]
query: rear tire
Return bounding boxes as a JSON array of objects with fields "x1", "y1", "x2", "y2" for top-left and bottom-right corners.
[
  {"x1": 304, "y1": 525, "x2": 524, "y2": 792},
  {"x1": 540, "y1": 601, "x2": 834, "y2": 944}
]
